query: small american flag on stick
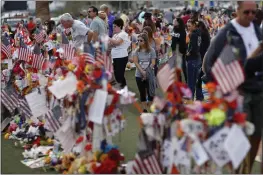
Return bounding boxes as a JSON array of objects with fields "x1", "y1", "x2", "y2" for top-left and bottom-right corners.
[
  {"x1": 17, "y1": 95, "x2": 32, "y2": 118},
  {"x1": 1, "y1": 35, "x2": 12, "y2": 59},
  {"x1": 95, "y1": 47, "x2": 113, "y2": 72},
  {"x1": 82, "y1": 44, "x2": 95, "y2": 64},
  {"x1": 45, "y1": 105, "x2": 62, "y2": 133},
  {"x1": 132, "y1": 151, "x2": 162, "y2": 174},
  {"x1": 31, "y1": 44, "x2": 45, "y2": 70},
  {"x1": 18, "y1": 38, "x2": 32, "y2": 62},
  {"x1": 61, "y1": 32, "x2": 75, "y2": 60},
  {"x1": 211, "y1": 45, "x2": 245, "y2": 94},
  {"x1": 34, "y1": 29, "x2": 45, "y2": 43},
  {"x1": 1, "y1": 89, "x2": 19, "y2": 113}
]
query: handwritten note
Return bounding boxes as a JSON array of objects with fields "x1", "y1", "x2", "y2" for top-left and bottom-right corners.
[
  {"x1": 48, "y1": 73, "x2": 77, "y2": 99},
  {"x1": 191, "y1": 140, "x2": 209, "y2": 166},
  {"x1": 162, "y1": 139, "x2": 174, "y2": 168},
  {"x1": 88, "y1": 89, "x2": 108, "y2": 124},
  {"x1": 203, "y1": 127, "x2": 230, "y2": 167},
  {"x1": 25, "y1": 88, "x2": 49, "y2": 118},
  {"x1": 224, "y1": 124, "x2": 251, "y2": 169}
]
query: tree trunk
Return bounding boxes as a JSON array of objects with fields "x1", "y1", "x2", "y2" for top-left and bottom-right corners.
[{"x1": 36, "y1": 1, "x2": 50, "y2": 23}]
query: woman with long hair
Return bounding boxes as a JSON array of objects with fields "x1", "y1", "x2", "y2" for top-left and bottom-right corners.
[
  {"x1": 109, "y1": 18, "x2": 131, "y2": 88},
  {"x1": 133, "y1": 33, "x2": 156, "y2": 112},
  {"x1": 142, "y1": 26, "x2": 160, "y2": 75},
  {"x1": 171, "y1": 17, "x2": 187, "y2": 82},
  {"x1": 196, "y1": 20, "x2": 211, "y2": 101},
  {"x1": 186, "y1": 19, "x2": 202, "y2": 99}
]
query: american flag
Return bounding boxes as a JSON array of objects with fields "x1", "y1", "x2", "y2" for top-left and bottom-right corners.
[
  {"x1": 34, "y1": 29, "x2": 45, "y2": 43},
  {"x1": 157, "y1": 64, "x2": 175, "y2": 92},
  {"x1": 17, "y1": 95, "x2": 32, "y2": 118},
  {"x1": 211, "y1": 45, "x2": 245, "y2": 94},
  {"x1": 61, "y1": 32, "x2": 75, "y2": 60},
  {"x1": 95, "y1": 48, "x2": 113, "y2": 72},
  {"x1": 1, "y1": 89, "x2": 18, "y2": 113},
  {"x1": 18, "y1": 38, "x2": 32, "y2": 62},
  {"x1": 82, "y1": 44, "x2": 95, "y2": 64},
  {"x1": 132, "y1": 151, "x2": 162, "y2": 174},
  {"x1": 45, "y1": 106, "x2": 62, "y2": 133},
  {"x1": 32, "y1": 44, "x2": 45, "y2": 70},
  {"x1": 1, "y1": 35, "x2": 12, "y2": 58}
]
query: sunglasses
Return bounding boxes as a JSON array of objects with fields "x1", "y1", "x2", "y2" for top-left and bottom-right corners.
[
  {"x1": 243, "y1": 10, "x2": 256, "y2": 15},
  {"x1": 138, "y1": 39, "x2": 144, "y2": 42}
]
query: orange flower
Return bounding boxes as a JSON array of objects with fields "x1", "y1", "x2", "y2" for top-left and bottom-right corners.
[
  {"x1": 205, "y1": 82, "x2": 217, "y2": 92},
  {"x1": 77, "y1": 80, "x2": 85, "y2": 93}
]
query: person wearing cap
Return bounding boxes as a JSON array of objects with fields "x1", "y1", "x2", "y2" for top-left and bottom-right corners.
[{"x1": 60, "y1": 13, "x2": 94, "y2": 48}]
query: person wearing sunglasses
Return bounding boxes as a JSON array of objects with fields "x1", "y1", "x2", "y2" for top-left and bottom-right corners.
[
  {"x1": 203, "y1": 1, "x2": 263, "y2": 173},
  {"x1": 133, "y1": 33, "x2": 156, "y2": 113}
]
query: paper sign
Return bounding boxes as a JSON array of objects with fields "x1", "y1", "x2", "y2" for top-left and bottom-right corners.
[
  {"x1": 48, "y1": 73, "x2": 77, "y2": 99},
  {"x1": 25, "y1": 88, "x2": 49, "y2": 118},
  {"x1": 224, "y1": 124, "x2": 251, "y2": 170},
  {"x1": 157, "y1": 64, "x2": 175, "y2": 92},
  {"x1": 162, "y1": 139, "x2": 174, "y2": 168},
  {"x1": 88, "y1": 89, "x2": 108, "y2": 124},
  {"x1": 180, "y1": 119, "x2": 204, "y2": 135},
  {"x1": 191, "y1": 140, "x2": 209, "y2": 166},
  {"x1": 203, "y1": 127, "x2": 230, "y2": 167},
  {"x1": 175, "y1": 137, "x2": 191, "y2": 167}
]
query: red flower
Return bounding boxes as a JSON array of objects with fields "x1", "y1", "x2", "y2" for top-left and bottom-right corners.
[
  {"x1": 233, "y1": 112, "x2": 247, "y2": 124},
  {"x1": 104, "y1": 105, "x2": 115, "y2": 115},
  {"x1": 76, "y1": 136, "x2": 84, "y2": 144},
  {"x1": 85, "y1": 144, "x2": 92, "y2": 151},
  {"x1": 108, "y1": 148, "x2": 124, "y2": 162},
  {"x1": 33, "y1": 137, "x2": 41, "y2": 146}
]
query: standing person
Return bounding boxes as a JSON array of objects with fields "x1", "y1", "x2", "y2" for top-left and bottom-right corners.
[
  {"x1": 143, "y1": 12, "x2": 156, "y2": 33},
  {"x1": 27, "y1": 17, "x2": 36, "y2": 36},
  {"x1": 196, "y1": 21, "x2": 211, "y2": 101},
  {"x1": 186, "y1": 19, "x2": 202, "y2": 98},
  {"x1": 100, "y1": 4, "x2": 115, "y2": 38},
  {"x1": 88, "y1": 6, "x2": 108, "y2": 42},
  {"x1": 78, "y1": 10, "x2": 88, "y2": 26},
  {"x1": 164, "y1": 9, "x2": 174, "y2": 25},
  {"x1": 142, "y1": 26, "x2": 161, "y2": 75},
  {"x1": 171, "y1": 17, "x2": 187, "y2": 82},
  {"x1": 203, "y1": 1, "x2": 263, "y2": 173},
  {"x1": 108, "y1": 18, "x2": 131, "y2": 88},
  {"x1": 182, "y1": 10, "x2": 191, "y2": 25},
  {"x1": 133, "y1": 33, "x2": 156, "y2": 112},
  {"x1": 60, "y1": 13, "x2": 93, "y2": 48}
]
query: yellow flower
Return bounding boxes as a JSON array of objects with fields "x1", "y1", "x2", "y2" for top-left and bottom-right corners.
[
  {"x1": 68, "y1": 63, "x2": 76, "y2": 71},
  {"x1": 205, "y1": 108, "x2": 226, "y2": 126}
]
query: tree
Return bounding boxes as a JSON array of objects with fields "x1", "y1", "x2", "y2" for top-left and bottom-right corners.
[{"x1": 35, "y1": 1, "x2": 51, "y2": 22}]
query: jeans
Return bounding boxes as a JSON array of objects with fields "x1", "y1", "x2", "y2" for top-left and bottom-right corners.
[
  {"x1": 113, "y1": 57, "x2": 128, "y2": 88},
  {"x1": 135, "y1": 77, "x2": 153, "y2": 102},
  {"x1": 186, "y1": 59, "x2": 202, "y2": 98}
]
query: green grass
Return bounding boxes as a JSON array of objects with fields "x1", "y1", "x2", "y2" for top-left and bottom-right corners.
[{"x1": 1, "y1": 70, "x2": 261, "y2": 173}]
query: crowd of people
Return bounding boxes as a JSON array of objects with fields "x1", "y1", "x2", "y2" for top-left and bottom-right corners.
[{"x1": 1, "y1": 1, "x2": 262, "y2": 173}]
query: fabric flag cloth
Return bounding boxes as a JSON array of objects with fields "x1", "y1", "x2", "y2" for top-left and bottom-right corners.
[
  {"x1": 132, "y1": 151, "x2": 162, "y2": 174},
  {"x1": 61, "y1": 32, "x2": 75, "y2": 60},
  {"x1": 95, "y1": 48, "x2": 113, "y2": 73},
  {"x1": 32, "y1": 44, "x2": 45, "y2": 70},
  {"x1": 34, "y1": 29, "x2": 45, "y2": 43},
  {"x1": 82, "y1": 44, "x2": 95, "y2": 64},
  {"x1": 18, "y1": 37, "x2": 32, "y2": 62},
  {"x1": 211, "y1": 45, "x2": 245, "y2": 94},
  {"x1": 1, "y1": 35, "x2": 12, "y2": 58},
  {"x1": 45, "y1": 105, "x2": 62, "y2": 133},
  {"x1": 17, "y1": 95, "x2": 32, "y2": 118},
  {"x1": 1, "y1": 89, "x2": 19, "y2": 113}
]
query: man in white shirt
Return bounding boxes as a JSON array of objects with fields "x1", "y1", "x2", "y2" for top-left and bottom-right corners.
[
  {"x1": 60, "y1": 13, "x2": 93, "y2": 48},
  {"x1": 203, "y1": 1, "x2": 263, "y2": 173}
]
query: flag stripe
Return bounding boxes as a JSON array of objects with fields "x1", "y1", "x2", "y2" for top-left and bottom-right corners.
[
  {"x1": 45, "y1": 109, "x2": 62, "y2": 132},
  {"x1": 212, "y1": 59, "x2": 244, "y2": 94},
  {"x1": 61, "y1": 44, "x2": 75, "y2": 60},
  {"x1": 18, "y1": 48, "x2": 32, "y2": 62}
]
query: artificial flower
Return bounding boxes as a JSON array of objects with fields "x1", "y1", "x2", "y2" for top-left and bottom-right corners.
[{"x1": 204, "y1": 108, "x2": 226, "y2": 126}]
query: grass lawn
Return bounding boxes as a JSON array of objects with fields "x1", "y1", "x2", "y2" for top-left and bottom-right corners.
[{"x1": 1, "y1": 70, "x2": 261, "y2": 173}]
